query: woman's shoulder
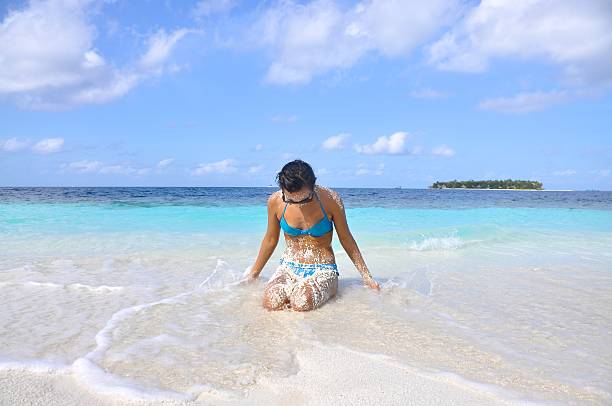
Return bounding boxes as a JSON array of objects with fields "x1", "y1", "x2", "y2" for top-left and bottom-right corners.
[
  {"x1": 268, "y1": 189, "x2": 282, "y2": 204},
  {"x1": 315, "y1": 185, "x2": 344, "y2": 211},
  {"x1": 267, "y1": 189, "x2": 284, "y2": 219}
]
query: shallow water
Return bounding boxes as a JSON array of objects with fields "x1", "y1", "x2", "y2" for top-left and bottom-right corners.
[{"x1": 1, "y1": 187, "x2": 611, "y2": 404}]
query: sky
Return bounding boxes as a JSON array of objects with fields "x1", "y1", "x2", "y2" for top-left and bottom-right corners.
[{"x1": 0, "y1": 0, "x2": 611, "y2": 190}]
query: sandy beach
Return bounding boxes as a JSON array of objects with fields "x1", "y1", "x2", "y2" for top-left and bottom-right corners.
[{"x1": 1, "y1": 343, "x2": 525, "y2": 405}]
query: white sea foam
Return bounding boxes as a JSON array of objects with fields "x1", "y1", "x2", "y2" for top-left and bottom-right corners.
[
  {"x1": 0, "y1": 258, "x2": 247, "y2": 402},
  {"x1": 0, "y1": 280, "x2": 125, "y2": 294},
  {"x1": 25, "y1": 281, "x2": 63, "y2": 288},
  {"x1": 380, "y1": 269, "x2": 432, "y2": 297},
  {"x1": 65, "y1": 258, "x2": 245, "y2": 401},
  {"x1": 406, "y1": 235, "x2": 465, "y2": 251},
  {"x1": 67, "y1": 283, "x2": 124, "y2": 293},
  {"x1": 72, "y1": 358, "x2": 193, "y2": 401}
]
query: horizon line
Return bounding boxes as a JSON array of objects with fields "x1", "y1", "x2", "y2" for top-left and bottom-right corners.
[{"x1": 0, "y1": 185, "x2": 608, "y2": 192}]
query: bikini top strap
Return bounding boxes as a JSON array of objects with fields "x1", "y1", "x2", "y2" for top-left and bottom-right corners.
[
  {"x1": 315, "y1": 191, "x2": 328, "y2": 217},
  {"x1": 281, "y1": 200, "x2": 288, "y2": 218}
]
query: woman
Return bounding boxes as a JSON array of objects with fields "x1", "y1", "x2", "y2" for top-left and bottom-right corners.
[{"x1": 244, "y1": 159, "x2": 380, "y2": 312}]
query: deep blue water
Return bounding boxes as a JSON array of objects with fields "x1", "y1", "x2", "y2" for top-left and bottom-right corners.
[{"x1": 1, "y1": 187, "x2": 611, "y2": 210}]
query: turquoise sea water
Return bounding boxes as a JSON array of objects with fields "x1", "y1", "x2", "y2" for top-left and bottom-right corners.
[{"x1": 1, "y1": 187, "x2": 611, "y2": 404}]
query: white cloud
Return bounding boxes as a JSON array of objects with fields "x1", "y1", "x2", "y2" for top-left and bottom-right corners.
[
  {"x1": 0, "y1": 0, "x2": 195, "y2": 109},
  {"x1": 156, "y1": 158, "x2": 174, "y2": 169},
  {"x1": 0, "y1": 137, "x2": 30, "y2": 152},
  {"x1": 428, "y1": 0, "x2": 612, "y2": 86},
  {"x1": 478, "y1": 90, "x2": 570, "y2": 113},
  {"x1": 248, "y1": 164, "x2": 264, "y2": 173},
  {"x1": 254, "y1": 144, "x2": 264, "y2": 151},
  {"x1": 96, "y1": 164, "x2": 150, "y2": 176},
  {"x1": 138, "y1": 29, "x2": 192, "y2": 71},
  {"x1": 354, "y1": 131, "x2": 408, "y2": 155},
  {"x1": 315, "y1": 167, "x2": 330, "y2": 175},
  {"x1": 192, "y1": 158, "x2": 238, "y2": 175},
  {"x1": 62, "y1": 160, "x2": 103, "y2": 173},
  {"x1": 322, "y1": 133, "x2": 350, "y2": 150},
  {"x1": 254, "y1": 0, "x2": 460, "y2": 84},
  {"x1": 32, "y1": 138, "x2": 64, "y2": 154},
  {"x1": 60, "y1": 159, "x2": 150, "y2": 175},
  {"x1": 409, "y1": 88, "x2": 449, "y2": 99},
  {"x1": 431, "y1": 144, "x2": 455, "y2": 157},
  {"x1": 355, "y1": 163, "x2": 384, "y2": 176}
]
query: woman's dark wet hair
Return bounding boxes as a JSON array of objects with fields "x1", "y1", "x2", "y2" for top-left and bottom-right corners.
[{"x1": 276, "y1": 159, "x2": 317, "y2": 192}]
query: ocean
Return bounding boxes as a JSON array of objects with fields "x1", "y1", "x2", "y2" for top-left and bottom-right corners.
[{"x1": 1, "y1": 187, "x2": 611, "y2": 404}]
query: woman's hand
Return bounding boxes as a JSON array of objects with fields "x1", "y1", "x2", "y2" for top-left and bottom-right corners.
[
  {"x1": 240, "y1": 265, "x2": 258, "y2": 284},
  {"x1": 363, "y1": 275, "x2": 380, "y2": 291}
]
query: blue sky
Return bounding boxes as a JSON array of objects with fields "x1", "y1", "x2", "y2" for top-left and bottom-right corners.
[{"x1": 0, "y1": 0, "x2": 611, "y2": 190}]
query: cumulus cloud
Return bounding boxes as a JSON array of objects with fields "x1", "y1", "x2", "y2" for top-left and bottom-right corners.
[
  {"x1": 192, "y1": 158, "x2": 238, "y2": 175},
  {"x1": 354, "y1": 131, "x2": 408, "y2": 155},
  {"x1": 478, "y1": 90, "x2": 570, "y2": 113},
  {"x1": 0, "y1": 137, "x2": 30, "y2": 152},
  {"x1": 98, "y1": 165, "x2": 150, "y2": 175},
  {"x1": 1, "y1": 137, "x2": 65, "y2": 153},
  {"x1": 253, "y1": 0, "x2": 460, "y2": 84},
  {"x1": 428, "y1": 0, "x2": 612, "y2": 86},
  {"x1": 156, "y1": 158, "x2": 174, "y2": 169},
  {"x1": 0, "y1": 0, "x2": 195, "y2": 109},
  {"x1": 60, "y1": 160, "x2": 150, "y2": 175},
  {"x1": 61, "y1": 160, "x2": 103, "y2": 173},
  {"x1": 32, "y1": 138, "x2": 64, "y2": 154},
  {"x1": 431, "y1": 144, "x2": 455, "y2": 157},
  {"x1": 60, "y1": 159, "x2": 151, "y2": 176},
  {"x1": 322, "y1": 133, "x2": 350, "y2": 150}
]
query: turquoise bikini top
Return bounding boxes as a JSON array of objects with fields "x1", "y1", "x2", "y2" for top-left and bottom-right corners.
[{"x1": 280, "y1": 191, "x2": 333, "y2": 237}]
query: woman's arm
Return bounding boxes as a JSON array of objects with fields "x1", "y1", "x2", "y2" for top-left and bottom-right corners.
[
  {"x1": 244, "y1": 192, "x2": 281, "y2": 281},
  {"x1": 326, "y1": 189, "x2": 380, "y2": 291}
]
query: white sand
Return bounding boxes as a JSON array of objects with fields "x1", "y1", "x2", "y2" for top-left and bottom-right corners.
[{"x1": 0, "y1": 343, "x2": 523, "y2": 406}]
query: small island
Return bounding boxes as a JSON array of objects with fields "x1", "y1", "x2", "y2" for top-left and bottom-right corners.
[{"x1": 430, "y1": 179, "x2": 543, "y2": 190}]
